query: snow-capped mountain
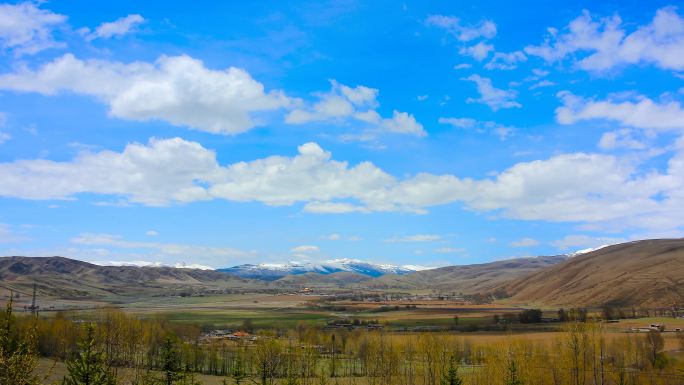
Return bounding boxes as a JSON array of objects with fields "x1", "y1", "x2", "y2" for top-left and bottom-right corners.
[
  {"x1": 565, "y1": 244, "x2": 612, "y2": 258},
  {"x1": 218, "y1": 258, "x2": 433, "y2": 280}
]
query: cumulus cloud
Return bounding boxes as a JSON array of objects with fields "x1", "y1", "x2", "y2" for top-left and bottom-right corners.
[
  {"x1": 556, "y1": 91, "x2": 684, "y2": 132},
  {"x1": 462, "y1": 75, "x2": 522, "y2": 111},
  {"x1": 525, "y1": 7, "x2": 684, "y2": 72},
  {"x1": 0, "y1": 137, "x2": 220, "y2": 205},
  {"x1": 2, "y1": 138, "x2": 684, "y2": 233},
  {"x1": 0, "y1": 54, "x2": 292, "y2": 134},
  {"x1": 82, "y1": 14, "x2": 145, "y2": 41},
  {"x1": 426, "y1": 15, "x2": 497, "y2": 41},
  {"x1": 285, "y1": 80, "x2": 426, "y2": 138},
  {"x1": 0, "y1": 2, "x2": 66, "y2": 56},
  {"x1": 509, "y1": 237, "x2": 540, "y2": 247}
]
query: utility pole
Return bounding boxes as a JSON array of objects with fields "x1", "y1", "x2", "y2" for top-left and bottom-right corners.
[{"x1": 30, "y1": 282, "x2": 37, "y2": 314}]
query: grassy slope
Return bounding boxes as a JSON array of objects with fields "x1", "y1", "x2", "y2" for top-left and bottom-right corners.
[
  {"x1": 504, "y1": 239, "x2": 684, "y2": 307},
  {"x1": 360, "y1": 256, "x2": 566, "y2": 294}
]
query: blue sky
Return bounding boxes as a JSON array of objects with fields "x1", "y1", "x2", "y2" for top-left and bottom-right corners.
[{"x1": 1, "y1": 0, "x2": 683, "y2": 269}]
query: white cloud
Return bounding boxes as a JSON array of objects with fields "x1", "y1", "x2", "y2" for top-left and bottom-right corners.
[
  {"x1": 0, "y1": 54, "x2": 292, "y2": 134},
  {"x1": 381, "y1": 110, "x2": 425, "y2": 136},
  {"x1": 438, "y1": 117, "x2": 477, "y2": 129},
  {"x1": 556, "y1": 91, "x2": 684, "y2": 132},
  {"x1": 426, "y1": 15, "x2": 497, "y2": 41},
  {"x1": 459, "y1": 41, "x2": 494, "y2": 61},
  {"x1": 453, "y1": 63, "x2": 472, "y2": 70},
  {"x1": 320, "y1": 233, "x2": 360, "y2": 241},
  {"x1": 0, "y1": 137, "x2": 219, "y2": 205},
  {"x1": 462, "y1": 75, "x2": 521, "y2": 111},
  {"x1": 529, "y1": 80, "x2": 556, "y2": 90},
  {"x1": 598, "y1": 129, "x2": 649, "y2": 150},
  {"x1": 525, "y1": 7, "x2": 684, "y2": 72},
  {"x1": 145, "y1": 230, "x2": 159, "y2": 236},
  {"x1": 439, "y1": 117, "x2": 515, "y2": 140},
  {"x1": 285, "y1": 80, "x2": 425, "y2": 138},
  {"x1": 551, "y1": 234, "x2": 625, "y2": 250},
  {"x1": 0, "y1": 112, "x2": 9, "y2": 144},
  {"x1": 435, "y1": 247, "x2": 465, "y2": 253},
  {"x1": 303, "y1": 201, "x2": 370, "y2": 214},
  {"x1": 2, "y1": 138, "x2": 684, "y2": 233},
  {"x1": 384, "y1": 234, "x2": 442, "y2": 243},
  {"x1": 71, "y1": 233, "x2": 247, "y2": 268},
  {"x1": 290, "y1": 245, "x2": 321, "y2": 258},
  {"x1": 510, "y1": 237, "x2": 540, "y2": 247},
  {"x1": 485, "y1": 51, "x2": 527, "y2": 70},
  {"x1": 532, "y1": 69, "x2": 549, "y2": 77},
  {"x1": 290, "y1": 245, "x2": 320, "y2": 253},
  {"x1": 83, "y1": 14, "x2": 145, "y2": 41},
  {"x1": 0, "y1": 2, "x2": 66, "y2": 56}
]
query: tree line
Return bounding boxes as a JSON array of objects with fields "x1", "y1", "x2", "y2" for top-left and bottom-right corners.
[{"x1": 3, "y1": 296, "x2": 684, "y2": 385}]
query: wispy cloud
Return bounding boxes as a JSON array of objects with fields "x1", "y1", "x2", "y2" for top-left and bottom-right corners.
[
  {"x1": 462, "y1": 75, "x2": 521, "y2": 111},
  {"x1": 384, "y1": 234, "x2": 442, "y2": 243},
  {"x1": 82, "y1": 14, "x2": 145, "y2": 41},
  {"x1": 0, "y1": 2, "x2": 66, "y2": 56},
  {"x1": 509, "y1": 237, "x2": 540, "y2": 247},
  {"x1": 426, "y1": 15, "x2": 497, "y2": 42},
  {"x1": 0, "y1": 224, "x2": 28, "y2": 243}
]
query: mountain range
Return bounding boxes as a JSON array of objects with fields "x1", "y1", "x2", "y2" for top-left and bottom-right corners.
[
  {"x1": 2, "y1": 239, "x2": 684, "y2": 307},
  {"x1": 217, "y1": 258, "x2": 430, "y2": 280}
]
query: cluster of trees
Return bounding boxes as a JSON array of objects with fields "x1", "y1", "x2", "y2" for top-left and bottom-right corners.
[{"x1": 3, "y1": 296, "x2": 684, "y2": 385}]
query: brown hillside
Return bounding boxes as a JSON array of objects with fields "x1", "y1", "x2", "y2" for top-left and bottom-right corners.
[
  {"x1": 0, "y1": 256, "x2": 257, "y2": 300},
  {"x1": 505, "y1": 239, "x2": 684, "y2": 307},
  {"x1": 361, "y1": 256, "x2": 565, "y2": 294}
]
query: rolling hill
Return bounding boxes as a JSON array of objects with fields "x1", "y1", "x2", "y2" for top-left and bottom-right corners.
[
  {"x1": 504, "y1": 239, "x2": 684, "y2": 307},
  {"x1": 0, "y1": 256, "x2": 258, "y2": 300},
  {"x1": 360, "y1": 255, "x2": 566, "y2": 294}
]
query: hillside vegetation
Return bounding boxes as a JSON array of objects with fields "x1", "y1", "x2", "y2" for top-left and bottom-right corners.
[{"x1": 505, "y1": 239, "x2": 684, "y2": 307}]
